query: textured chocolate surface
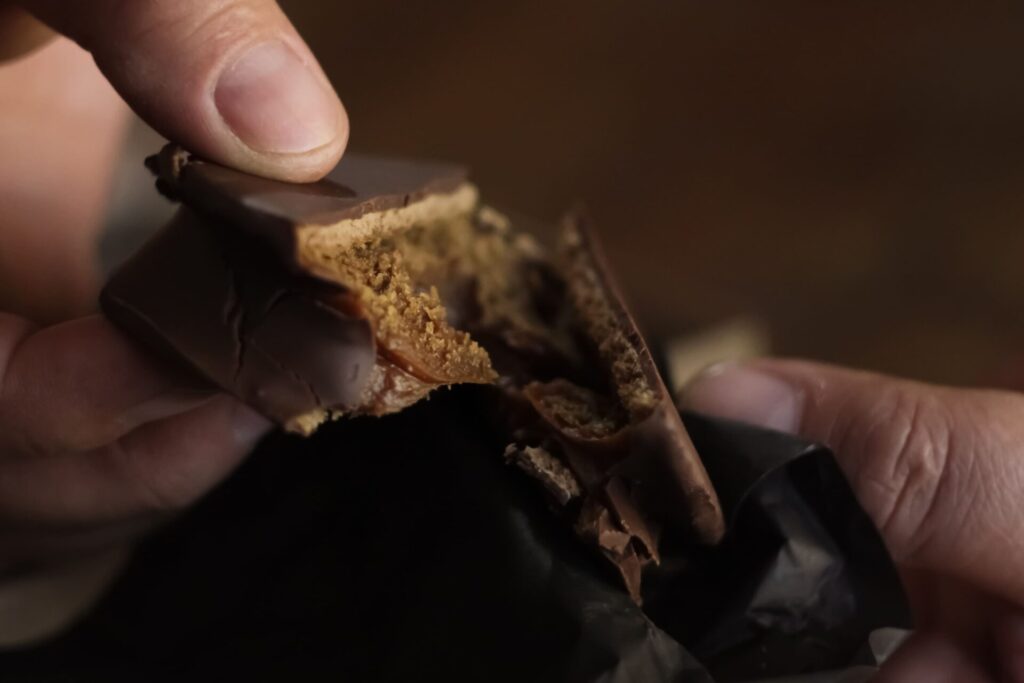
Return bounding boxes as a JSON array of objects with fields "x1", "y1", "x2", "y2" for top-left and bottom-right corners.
[
  {"x1": 492, "y1": 214, "x2": 725, "y2": 601},
  {"x1": 106, "y1": 148, "x2": 483, "y2": 433},
  {"x1": 102, "y1": 208, "x2": 375, "y2": 430},
  {"x1": 560, "y1": 214, "x2": 724, "y2": 544}
]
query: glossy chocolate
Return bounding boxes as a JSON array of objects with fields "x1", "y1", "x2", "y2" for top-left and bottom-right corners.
[
  {"x1": 499, "y1": 213, "x2": 725, "y2": 601},
  {"x1": 102, "y1": 207, "x2": 376, "y2": 432},
  {"x1": 560, "y1": 214, "x2": 724, "y2": 545},
  {"x1": 147, "y1": 144, "x2": 469, "y2": 272}
]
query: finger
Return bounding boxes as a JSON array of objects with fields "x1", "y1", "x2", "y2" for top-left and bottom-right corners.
[
  {"x1": 681, "y1": 359, "x2": 1024, "y2": 605},
  {"x1": 995, "y1": 611, "x2": 1024, "y2": 682},
  {"x1": 874, "y1": 632, "x2": 993, "y2": 682},
  {"x1": 0, "y1": 513, "x2": 154, "y2": 567},
  {"x1": 0, "y1": 395, "x2": 270, "y2": 527},
  {"x1": 0, "y1": 4, "x2": 54, "y2": 61},
  {"x1": 0, "y1": 38, "x2": 127, "y2": 322},
  {"x1": 19, "y1": 0, "x2": 347, "y2": 182},
  {"x1": 0, "y1": 313, "x2": 214, "y2": 456}
]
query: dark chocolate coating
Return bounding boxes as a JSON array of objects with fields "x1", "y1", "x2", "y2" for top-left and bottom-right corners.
[
  {"x1": 102, "y1": 207, "x2": 375, "y2": 427},
  {"x1": 148, "y1": 144, "x2": 469, "y2": 271},
  {"x1": 487, "y1": 215, "x2": 727, "y2": 600},
  {"x1": 560, "y1": 214, "x2": 726, "y2": 545}
]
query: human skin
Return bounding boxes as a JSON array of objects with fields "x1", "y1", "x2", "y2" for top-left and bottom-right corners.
[
  {"x1": 682, "y1": 359, "x2": 1024, "y2": 681},
  {"x1": 0, "y1": 0, "x2": 347, "y2": 570},
  {"x1": 2, "y1": 2, "x2": 1020, "y2": 677}
]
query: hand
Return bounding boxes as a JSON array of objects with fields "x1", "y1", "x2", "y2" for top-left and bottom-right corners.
[
  {"x1": 0, "y1": 0, "x2": 347, "y2": 580},
  {"x1": 682, "y1": 359, "x2": 1024, "y2": 681}
]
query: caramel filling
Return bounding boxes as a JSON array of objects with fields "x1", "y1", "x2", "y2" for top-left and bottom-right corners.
[{"x1": 296, "y1": 200, "x2": 551, "y2": 419}]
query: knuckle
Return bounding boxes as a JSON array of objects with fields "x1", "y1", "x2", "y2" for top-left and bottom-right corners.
[
  {"x1": 0, "y1": 316, "x2": 57, "y2": 458},
  {"x1": 97, "y1": 0, "x2": 275, "y2": 69},
  {"x1": 144, "y1": 1, "x2": 253, "y2": 44},
  {"x1": 107, "y1": 441, "x2": 196, "y2": 514},
  {"x1": 0, "y1": 429, "x2": 59, "y2": 460},
  {"x1": 840, "y1": 386, "x2": 959, "y2": 562}
]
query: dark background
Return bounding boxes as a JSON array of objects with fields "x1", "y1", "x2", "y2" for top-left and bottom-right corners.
[{"x1": 162, "y1": 2, "x2": 1024, "y2": 387}]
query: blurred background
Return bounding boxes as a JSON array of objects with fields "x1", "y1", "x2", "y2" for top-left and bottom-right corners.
[{"x1": 111, "y1": 1, "x2": 1024, "y2": 389}]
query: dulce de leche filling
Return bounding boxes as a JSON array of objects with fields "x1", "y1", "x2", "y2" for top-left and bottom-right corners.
[{"x1": 299, "y1": 197, "x2": 554, "y2": 426}]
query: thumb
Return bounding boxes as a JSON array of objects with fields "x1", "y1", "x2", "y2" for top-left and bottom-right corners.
[
  {"x1": 681, "y1": 359, "x2": 1024, "y2": 606},
  {"x1": 19, "y1": 0, "x2": 347, "y2": 181}
]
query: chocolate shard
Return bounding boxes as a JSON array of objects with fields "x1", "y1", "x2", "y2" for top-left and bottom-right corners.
[
  {"x1": 576, "y1": 496, "x2": 645, "y2": 603},
  {"x1": 604, "y1": 476, "x2": 659, "y2": 562},
  {"x1": 503, "y1": 444, "x2": 582, "y2": 506}
]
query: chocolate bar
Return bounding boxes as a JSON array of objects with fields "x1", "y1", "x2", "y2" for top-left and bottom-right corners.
[{"x1": 102, "y1": 146, "x2": 725, "y2": 599}]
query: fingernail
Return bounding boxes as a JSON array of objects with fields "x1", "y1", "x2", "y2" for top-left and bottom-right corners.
[
  {"x1": 215, "y1": 42, "x2": 341, "y2": 154},
  {"x1": 230, "y1": 403, "x2": 273, "y2": 447},
  {"x1": 679, "y1": 362, "x2": 804, "y2": 433}
]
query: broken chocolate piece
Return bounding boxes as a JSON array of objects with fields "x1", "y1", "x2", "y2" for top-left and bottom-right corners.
[
  {"x1": 102, "y1": 207, "x2": 376, "y2": 434},
  {"x1": 503, "y1": 444, "x2": 581, "y2": 506},
  {"x1": 576, "y1": 497, "x2": 645, "y2": 602},
  {"x1": 484, "y1": 214, "x2": 725, "y2": 599},
  {"x1": 104, "y1": 146, "x2": 724, "y2": 601},
  {"x1": 146, "y1": 143, "x2": 477, "y2": 281},
  {"x1": 106, "y1": 146, "x2": 496, "y2": 433},
  {"x1": 559, "y1": 213, "x2": 724, "y2": 545}
]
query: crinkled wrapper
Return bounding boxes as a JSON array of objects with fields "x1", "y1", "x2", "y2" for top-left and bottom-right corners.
[{"x1": 1, "y1": 389, "x2": 910, "y2": 682}]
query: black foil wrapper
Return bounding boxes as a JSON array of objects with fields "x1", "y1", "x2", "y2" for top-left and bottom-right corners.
[{"x1": 0, "y1": 389, "x2": 910, "y2": 682}]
